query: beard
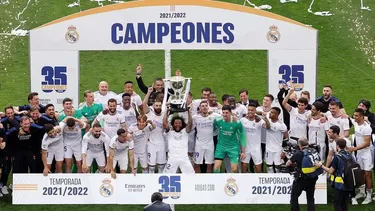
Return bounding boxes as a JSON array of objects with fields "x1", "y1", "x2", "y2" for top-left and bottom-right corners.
[
  {"x1": 94, "y1": 134, "x2": 101, "y2": 138},
  {"x1": 154, "y1": 108, "x2": 162, "y2": 114}
]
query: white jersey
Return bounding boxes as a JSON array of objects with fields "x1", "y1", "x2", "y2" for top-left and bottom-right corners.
[
  {"x1": 256, "y1": 106, "x2": 271, "y2": 144},
  {"x1": 146, "y1": 110, "x2": 165, "y2": 145},
  {"x1": 193, "y1": 113, "x2": 220, "y2": 145},
  {"x1": 41, "y1": 133, "x2": 64, "y2": 151},
  {"x1": 240, "y1": 117, "x2": 264, "y2": 151},
  {"x1": 117, "y1": 92, "x2": 143, "y2": 107},
  {"x1": 94, "y1": 91, "x2": 118, "y2": 108},
  {"x1": 167, "y1": 128, "x2": 189, "y2": 158},
  {"x1": 82, "y1": 131, "x2": 110, "y2": 156},
  {"x1": 265, "y1": 120, "x2": 287, "y2": 152},
  {"x1": 117, "y1": 107, "x2": 137, "y2": 130},
  {"x1": 308, "y1": 117, "x2": 329, "y2": 145},
  {"x1": 128, "y1": 123, "x2": 153, "y2": 154},
  {"x1": 232, "y1": 104, "x2": 247, "y2": 119},
  {"x1": 352, "y1": 121, "x2": 372, "y2": 153},
  {"x1": 60, "y1": 122, "x2": 85, "y2": 147},
  {"x1": 326, "y1": 112, "x2": 350, "y2": 137},
  {"x1": 95, "y1": 110, "x2": 125, "y2": 138},
  {"x1": 109, "y1": 135, "x2": 134, "y2": 159},
  {"x1": 329, "y1": 138, "x2": 352, "y2": 155},
  {"x1": 289, "y1": 107, "x2": 311, "y2": 138},
  {"x1": 208, "y1": 105, "x2": 222, "y2": 115}
]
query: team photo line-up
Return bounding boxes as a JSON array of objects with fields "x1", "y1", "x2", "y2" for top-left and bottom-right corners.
[{"x1": 0, "y1": 65, "x2": 374, "y2": 205}]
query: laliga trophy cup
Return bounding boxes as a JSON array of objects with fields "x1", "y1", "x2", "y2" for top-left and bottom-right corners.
[{"x1": 163, "y1": 74, "x2": 191, "y2": 113}]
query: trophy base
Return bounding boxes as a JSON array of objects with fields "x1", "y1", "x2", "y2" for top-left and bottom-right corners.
[{"x1": 169, "y1": 103, "x2": 188, "y2": 113}]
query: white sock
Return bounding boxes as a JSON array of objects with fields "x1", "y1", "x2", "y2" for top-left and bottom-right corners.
[
  {"x1": 170, "y1": 204, "x2": 175, "y2": 211},
  {"x1": 267, "y1": 166, "x2": 274, "y2": 173},
  {"x1": 366, "y1": 188, "x2": 373, "y2": 198},
  {"x1": 158, "y1": 164, "x2": 165, "y2": 173},
  {"x1": 142, "y1": 169, "x2": 148, "y2": 174},
  {"x1": 359, "y1": 185, "x2": 366, "y2": 194},
  {"x1": 149, "y1": 166, "x2": 155, "y2": 174}
]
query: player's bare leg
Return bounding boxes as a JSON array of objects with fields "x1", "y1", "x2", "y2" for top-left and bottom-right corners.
[
  {"x1": 231, "y1": 163, "x2": 238, "y2": 173},
  {"x1": 213, "y1": 160, "x2": 222, "y2": 173},
  {"x1": 206, "y1": 164, "x2": 213, "y2": 173},
  {"x1": 76, "y1": 160, "x2": 82, "y2": 173},
  {"x1": 56, "y1": 161, "x2": 63, "y2": 173},
  {"x1": 241, "y1": 162, "x2": 248, "y2": 173},
  {"x1": 65, "y1": 158, "x2": 73, "y2": 173}
]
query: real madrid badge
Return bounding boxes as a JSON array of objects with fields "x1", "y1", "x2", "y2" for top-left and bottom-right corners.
[
  {"x1": 65, "y1": 25, "x2": 79, "y2": 44},
  {"x1": 267, "y1": 25, "x2": 280, "y2": 43}
]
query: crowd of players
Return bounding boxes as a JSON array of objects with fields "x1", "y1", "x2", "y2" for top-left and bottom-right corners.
[{"x1": 0, "y1": 65, "x2": 374, "y2": 205}]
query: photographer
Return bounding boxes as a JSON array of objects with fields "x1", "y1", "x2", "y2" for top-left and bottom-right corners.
[{"x1": 286, "y1": 137, "x2": 322, "y2": 211}]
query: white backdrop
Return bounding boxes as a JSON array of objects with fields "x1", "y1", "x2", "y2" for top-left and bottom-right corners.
[
  {"x1": 29, "y1": 0, "x2": 317, "y2": 111},
  {"x1": 13, "y1": 173, "x2": 327, "y2": 205}
]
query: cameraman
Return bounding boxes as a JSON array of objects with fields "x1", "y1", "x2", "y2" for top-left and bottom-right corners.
[{"x1": 286, "y1": 137, "x2": 319, "y2": 211}]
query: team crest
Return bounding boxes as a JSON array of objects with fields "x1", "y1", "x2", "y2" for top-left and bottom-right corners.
[
  {"x1": 99, "y1": 178, "x2": 114, "y2": 197},
  {"x1": 65, "y1": 25, "x2": 79, "y2": 44},
  {"x1": 224, "y1": 177, "x2": 238, "y2": 196},
  {"x1": 267, "y1": 25, "x2": 280, "y2": 43}
]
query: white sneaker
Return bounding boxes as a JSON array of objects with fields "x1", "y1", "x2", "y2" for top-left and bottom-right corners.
[
  {"x1": 362, "y1": 197, "x2": 372, "y2": 205},
  {"x1": 355, "y1": 192, "x2": 366, "y2": 199},
  {"x1": 1, "y1": 186, "x2": 9, "y2": 195},
  {"x1": 352, "y1": 198, "x2": 358, "y2": 205}
]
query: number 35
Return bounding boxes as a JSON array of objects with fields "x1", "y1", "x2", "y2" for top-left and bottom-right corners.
[
  {"x1": 158, "y1": 176, "x2": 181, "y2": 199},
  {"x1": 279, "y1": 65, "x2": 304, "y2": 84},
  {"x1": 41, "y1": 66, "x2": 67, "y2": 93}
]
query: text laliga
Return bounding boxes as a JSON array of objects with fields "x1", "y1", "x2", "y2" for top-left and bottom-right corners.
[{"x1": 111, "y1": 22, "x2": 235, "y2": 44}]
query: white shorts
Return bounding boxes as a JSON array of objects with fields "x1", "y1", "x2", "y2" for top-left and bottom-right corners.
[
  {"x1": 242, "y1": 150, "x2": 262, "y2": 165},
  {"x1": 188, "y1": 131, "x2": 196, "y2": 153},
  {"x1": 164, "y1": 157, "x2": 195, "y2": 174},
  {"x1": 86, "y1": 152, "x2": 106, "y2": 167},
  {"x1": 194, "y1": 143, "x2": 214, "y2": 164},
  {"x1": 147, "y1": 142, "x2": 167, "y2": 166},
  {"x1": 113, "y1": 157, "x2": 128, "y2": 171},
  {"x1": 47, "y1": 149, "x2": 64, "y2": 164},
  {"x1": 265, "y1": 150, "x2": 282, "y2": 166},
  {"x1": 134, "y1": 152, "x2": 148, "y2": 169},
  {"x1": 64, "y1": 144, "x2": 82, "y2": 161},
  {"x1": 357, "y1": 150, "x2": 373, "y2": 171}
]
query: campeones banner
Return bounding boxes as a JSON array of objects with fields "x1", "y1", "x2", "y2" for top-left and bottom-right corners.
[
  {"x1": 13, "y1": 174, "x2": 327, "y2": 205},
  {"x1": 29, "y1": 0, "x2": 317, "y2": 111}
]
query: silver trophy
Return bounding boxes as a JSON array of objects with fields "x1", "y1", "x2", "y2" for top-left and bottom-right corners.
[{"x1": 163, "y1": 75, "x2": 191, "y2": 112}]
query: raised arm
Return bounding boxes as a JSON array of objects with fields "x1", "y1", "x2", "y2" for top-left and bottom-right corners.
[
  {"x1": 142, "y1": 87, "x2": 153, "y2": 114},
  {"x1": 135, "y1": 64, "x2": 149, "y2": 94}
]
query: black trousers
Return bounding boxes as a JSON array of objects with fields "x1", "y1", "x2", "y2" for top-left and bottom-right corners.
[
  {"x1": 0, "y1": 156, "x2": 12, "y2": 186},
  {"x1": 13, "y1": 151, "x2": 37, "y2": 173},
  {"x1": 290, "y1": 177, "x2": 318, "y2": 211},
  {"x1": 333, "y1": 189, "x2": 349, "y2": 211}
]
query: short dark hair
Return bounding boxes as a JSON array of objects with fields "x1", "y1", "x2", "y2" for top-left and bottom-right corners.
[
  {"x1": 20, "y1": 116, "x2": 30, "y2": 123},
  {"x1": 28, "y1": 92, "x2": 38, "y2": 102},
  {"x1": 336, "y1": 139, "x2": 347, "y2": 150},
  {"x1": 44, "y1": 124, "x2": 54, "y2": 133},
  {"x1": 329, "y1": 125, "x2": 340, "y2": 135},
  {"x1": 312, "y1": 101, "x2": 324, "y2": 112},
  {"x1": 63, "y1": 98, "x2": 72, "y2": 105},
  {"x1": 222, "y1": 105, "x2": 232, "y2": 112},
  {"x1": 151, "y1": 192, "x2": 163, "y2": 203},
  {"x1": 297, "y1": 97, "x2": 308, "y2": 105},
  {"x1": 329, "y1": 101, "x2": 338, "y2": 106},
  {"x1": 358, "y1": 99, "x2": 371, "y2": 110},
  {"x1": 323, "y1": 84, "x2": 332, "y2": 89},
  {"x1": 265, "y1": 94, "x2": 274, "y2": 102},
  {"x1": 201, "y1": 87, "x2": 211, "y2": 93},
  {"x1": 221, "y1": 94, "x2": 230, "y2": 102},
  {"x1": 122, "y1": 93, "x2": 131, "y2": 98},
  {"x1": 92, "y1": 123, "x2": 102, "y2": 128},
  {"x1": 4, "y1": 105, "x2": 13, "y2": 112},
  {"x1": 66, "y1": 118, "x2": 75, "y2": 127},
  {"x1": 354, "y1": 108, "x2": 365, "y2": 116},
  {"x1": 107, "y1": 98, "x2": 117, "y2": 105},
  {"x1": 45, "y1": 104, "x2": 54, "y2": 110},
  {"x1": 248, "y1": 103, "x2": 257, "y2": 108},
  {"x1": 154, "y1": 77, "x2": 163, "y2": 83},
  {"x1": 271, "y1": 107, "x2": 281, "y2": 115},
  {"x1": 124, "y1": 81, "x2": 133, "y2": 85},
  {"x1": 117, "y1": 128, "x2": 126, "y2": 135},
  {"x1": 239, "y1": 89, "x2": 248, "y2": 95}
]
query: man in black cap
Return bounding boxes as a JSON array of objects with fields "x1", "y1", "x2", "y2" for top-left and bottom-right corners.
[{"x1": 144, "y1": 192, "x2": 173, "y2": 211}]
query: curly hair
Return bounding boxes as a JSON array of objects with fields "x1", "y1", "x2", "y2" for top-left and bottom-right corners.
[{"x1": 170, "y1": 114, "x2": 186, "y2": 129}]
